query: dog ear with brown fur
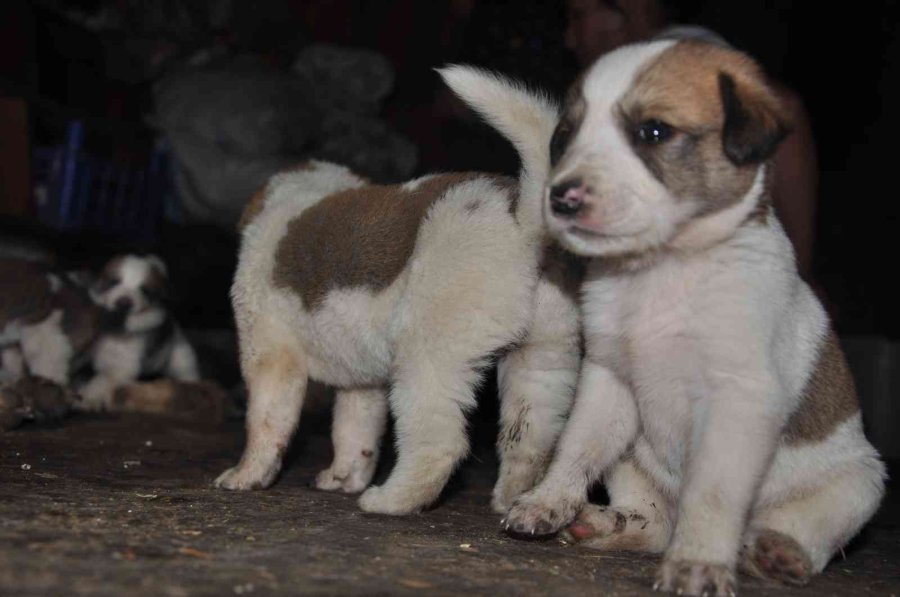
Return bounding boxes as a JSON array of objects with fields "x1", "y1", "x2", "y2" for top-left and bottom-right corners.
[{"x1": 719, "y1": 72, "x2": 790, "y2": 165}]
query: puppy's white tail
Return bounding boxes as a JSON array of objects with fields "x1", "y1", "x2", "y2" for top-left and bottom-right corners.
[{"x1": 438, "y1": 65, "x2": 558, "y2": 236}]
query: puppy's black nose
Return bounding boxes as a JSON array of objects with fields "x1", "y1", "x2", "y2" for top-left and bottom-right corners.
[
  {"x1": 114, "y1": 296, "x2": 133, "y2": 312},
  {"x1": 549, "y1": 179, "x2": 586, "y2": 217}
]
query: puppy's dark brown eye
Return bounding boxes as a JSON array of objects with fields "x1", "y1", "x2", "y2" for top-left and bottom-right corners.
[{"x1": 635, "y1": 120, "x2": 674, "y2": 145}]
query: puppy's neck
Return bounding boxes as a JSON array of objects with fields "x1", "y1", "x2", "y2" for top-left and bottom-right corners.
[{"x1": 670, "y1": 167, "x2": 768, "y2": 254}]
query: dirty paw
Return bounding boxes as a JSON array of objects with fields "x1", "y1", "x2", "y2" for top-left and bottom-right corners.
[
  {"x1": 655, "y1": 559, "x2": 736, "y2": 597},
  {"x1": 740, "y1": 529, "x2": 812, "y2": 586},
  {"x1": 561, "y1": 504, "x2": 629, "y2": 543},
  {"x1": 503, "y1": 493, "x2": 580, "y2": 538}
]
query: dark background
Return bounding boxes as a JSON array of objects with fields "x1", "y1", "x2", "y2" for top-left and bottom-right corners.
[{"x1": 1, "y1": 0, "x2": 898, "y2": 337}]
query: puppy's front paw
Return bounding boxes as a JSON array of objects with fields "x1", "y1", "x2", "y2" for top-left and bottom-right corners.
[
  {"x1": 655, "y1": 559, "x2": 736, "y2": 597},
  {"x1": 214, "y1": 464, "x2": 275, "y2": 491},
  {"x1": 740, "y1": 529, "x2": 812, "y2": 586},
  {"x1": 314, "y1": 458, "x2": 374, "y2": 494},
  {"x1": 358, "y1": 484, "x2": 423, "y2": 515},
  {"x1": 503, "y1": 492, "x2": 580, "y2": 537}
]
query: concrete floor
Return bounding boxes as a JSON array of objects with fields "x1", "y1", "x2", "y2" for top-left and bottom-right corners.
[{"x1": 1, "y1": 413, "x2": 897, "y2": 597}]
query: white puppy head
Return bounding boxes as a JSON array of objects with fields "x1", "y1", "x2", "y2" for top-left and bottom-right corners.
[
  {"x1": 545, "y1": 40, "x2": 789, "y2": 261},
  {"x1": 92, "y1": 254, "x2": 169, "y2": 332}
]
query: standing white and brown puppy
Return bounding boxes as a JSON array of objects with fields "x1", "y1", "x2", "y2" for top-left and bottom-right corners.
[
  {"x1": 215, "y1": 70, "x2": 583, "y2": 515},
  {"x1": 79, "y1": 255, "x2": 199, "y2": 410},
  {"x1": 489, "y1": 40, "x2": 886, "y2": 595}
]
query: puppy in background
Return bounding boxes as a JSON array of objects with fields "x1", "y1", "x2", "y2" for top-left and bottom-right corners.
[
  {"x1": 1, "y1": 258, "x2": 116, "y2": 384},
  {"x1": 465, "y1": 40, "x2": 887, "y2": 595},
  {"x1": 79, "y1": 255, "x2": 199, "y2": 410}
]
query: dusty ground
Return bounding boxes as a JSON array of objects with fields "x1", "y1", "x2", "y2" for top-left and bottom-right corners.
[{"x1": 1, "y1": 413, "x2": 897, "y2": 597}]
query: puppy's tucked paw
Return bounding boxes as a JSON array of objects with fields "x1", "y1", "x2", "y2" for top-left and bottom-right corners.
[
  {"x1": 358, "y1": 484, "x2": 424, "y2": 515},
  {"x1": 214, "y1": 464, "x2": 275, "y2": 491},
  {"x1": 655, "y1": 560, "x2": 736, "y2": 597},
  {"x1": 739, "y1": 529, "x2": 812, "y2": 586},
  {"x1": 561, "y1": 504, "x2": 629, "y2": 543},
  {"x1": 503, "y1": 492, "x2": 580, "y2": 538}
]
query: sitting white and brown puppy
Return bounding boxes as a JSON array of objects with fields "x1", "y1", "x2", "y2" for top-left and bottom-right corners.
[
  {"x1": 493, "y1": 40, "x2": 885, "y2": 595},
  {"x1": 214, "y1": 69, "x2": 582, "y2": 516},
  {"x1": 79, "y1": 255, "x2": 199, "y2": 410}
]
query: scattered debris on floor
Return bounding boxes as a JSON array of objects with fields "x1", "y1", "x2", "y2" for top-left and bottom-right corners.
[{"x1": 1, "y1": 415, "x2": 897, "y2": 596}]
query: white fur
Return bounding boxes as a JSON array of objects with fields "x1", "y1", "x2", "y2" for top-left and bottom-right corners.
[
  {"x1": 501, "y1": 41, "x2": 885, "y2": 596},
  {"x1": 437, "y1": 65, "x2": 558, "y2": 236},
  {"x1": 19, "y1": 310, "x2": 72, "y2": 384},
  {"x1": 217, "y1": 75, "x2": 581, "y2": 516}
]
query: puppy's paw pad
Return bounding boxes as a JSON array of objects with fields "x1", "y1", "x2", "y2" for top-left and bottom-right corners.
[
  {"x1": 561, "y1": 505, "x2": 628, "y2": 542},
  {"x1": 504, "y1": 494, "x2": 577, "y2": 538},
  {"x1": 741, "y1": 529, "x2": 812, "y2": 586},
  {"x1": 655, "y1": 559, "x2": 736, "y2": 597}
]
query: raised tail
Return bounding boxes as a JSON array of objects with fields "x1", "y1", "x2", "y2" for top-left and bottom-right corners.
[{"x1": 438, "y1": 65, "x2": 558, "y2": 236}]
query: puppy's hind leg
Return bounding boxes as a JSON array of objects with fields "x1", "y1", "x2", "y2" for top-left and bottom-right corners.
[
  {"x1": 741, "y1": 452, "x2": 885, "y2": 585},
  {"x1": 315, "y1": 387, "x2": 388, "y2": 493},
  {"x1": 492, "y1": 273, "x2": 581, "y2": 512},
  {"x1": 358, "y1": 354, "x2": 483, "y2": 515},
  {"x1": 215, "y1": 344, "x2": 308, "y2": 490}
]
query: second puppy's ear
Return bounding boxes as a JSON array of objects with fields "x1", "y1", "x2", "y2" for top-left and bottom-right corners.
[
  {"x1": 146, "y1": 254, "x2": 169, "y2": 278},
  {"x1": 719, "y1": 72, "x2": 790, "y2": 166}
]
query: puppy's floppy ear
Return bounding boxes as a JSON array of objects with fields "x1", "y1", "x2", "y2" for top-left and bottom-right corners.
[
  {"x1": 146, "y1": 255, "x2": 169, "y2": 278},
  {"x1": 719, "y1": 72, "x2": 790, "y2": 166}
]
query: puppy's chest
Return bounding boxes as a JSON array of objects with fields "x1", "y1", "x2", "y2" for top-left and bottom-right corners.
[{"x1": 586, "y1": 264, "x2": 709, "y2": 444}]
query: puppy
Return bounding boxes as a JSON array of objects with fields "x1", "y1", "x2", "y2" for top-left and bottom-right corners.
[
  {"x1": 215, "y1": 69, "x2": 582, "y2": 515},
  {"x1": 490, "y1": 40, "x2": 885, "y2": 595},
  {"x1": 79, "y1": 255, "x2": 200, "y2": 410},
  {"x1": 0, "y1": 258, "x2": 116, "y2": 384}
]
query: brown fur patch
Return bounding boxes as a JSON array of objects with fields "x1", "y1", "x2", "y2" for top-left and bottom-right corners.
[
  {"x1": 540, "y1": 244, "x2": 586, "y2": 300},
  {"x1": 142, "y1": 260, "x2": 169, "y2": 301},
  {"x1": 622, "y1": 41, "x2": 786, "y2": 213},
  {"x1": 237, "y1": 185, "x2": 271, "y2": 232},
  {"x1": 783, "y1": 331, "x2": 859, "y2": 445},
  {"x1": 551, "y1": 75, "x2": 587, "y2": 167},
  {"x1": 274, "y1": 173, "x2": 500, "y2": 310},
  {"x1": 0, "y1": 259, "x2": 54, "y2": 327},
  {"x1": 57, "y1": 284, "x2": 106, "y2": 353}
]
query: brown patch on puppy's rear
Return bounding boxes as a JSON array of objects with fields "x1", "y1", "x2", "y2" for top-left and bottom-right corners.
[
  {"x1": 274, "y1": 173, "x2": 489, "y2": 310},
  {"x1": 783, "y1": 331, "x2": 859, "y2": 445}
]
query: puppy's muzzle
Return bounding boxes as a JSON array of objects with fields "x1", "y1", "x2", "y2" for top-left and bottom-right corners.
[
  {"x1": 549, "y1": 179, "x2": 586, "y2": 217},
  {"x1": 114, "y1": 296, "x2": 133, "y2": 312}
]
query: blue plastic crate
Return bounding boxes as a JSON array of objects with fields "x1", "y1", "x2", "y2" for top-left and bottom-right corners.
[{"x1": 32, "y1": 121, "x2": 170, "y2": 244}]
